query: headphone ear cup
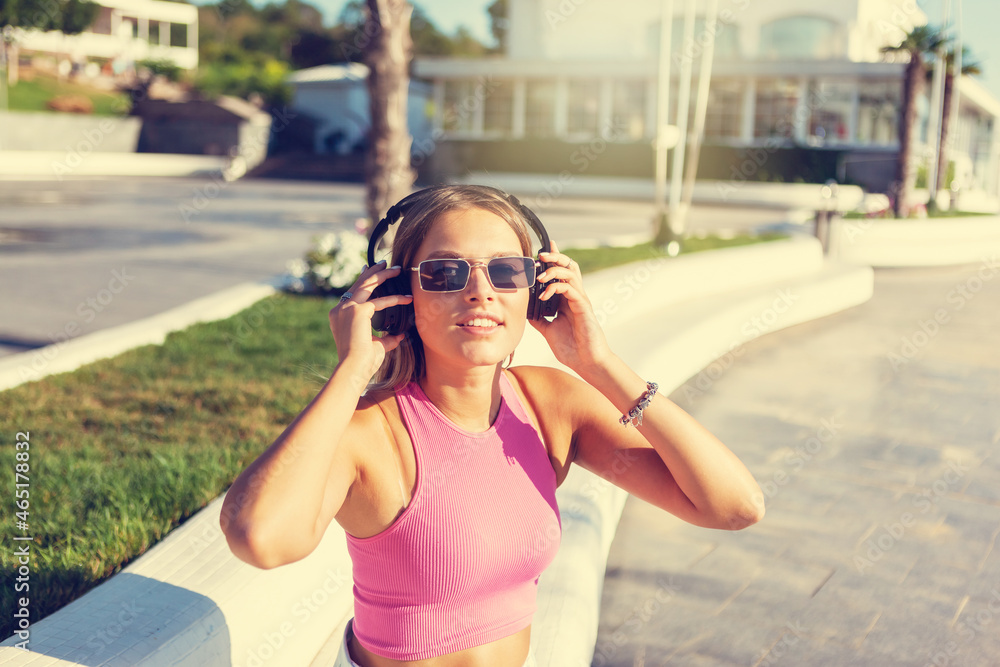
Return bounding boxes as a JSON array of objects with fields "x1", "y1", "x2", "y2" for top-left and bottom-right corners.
[
  {"x1": 370, "y1": 274, "x2": 413, "y2": 335},
  {"x1": 527, "y1": 260, "x2": 562, "y2": 321}
]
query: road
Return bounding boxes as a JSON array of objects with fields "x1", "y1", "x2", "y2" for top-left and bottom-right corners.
[{"x1": 0, "y1": 177, "x2": 796, "y2": 360}]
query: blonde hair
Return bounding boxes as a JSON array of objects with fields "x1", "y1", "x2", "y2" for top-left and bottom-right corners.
[{"x1": 367, "y1": 185, "x2": 534, "y2": 392}]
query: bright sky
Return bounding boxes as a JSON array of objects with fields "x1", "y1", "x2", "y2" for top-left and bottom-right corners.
[
  {"x1": 917, "y1": 0, "x2": 999, "y2": 101},
  {"x1": 199, "y1": 0, "x2": 1000, "y2": 102},
  {"x1": 315, "y1": 0, "x2": 497, "y2": 44}
]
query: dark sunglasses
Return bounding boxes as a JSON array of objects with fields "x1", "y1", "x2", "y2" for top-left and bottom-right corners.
[{"x1": 411, "y1": 256, "x2": 537, "y2": 292}]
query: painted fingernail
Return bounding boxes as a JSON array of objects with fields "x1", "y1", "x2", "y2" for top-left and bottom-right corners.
[{"x1": 391, "y1": 265, "x2": 401, "y2": 270}]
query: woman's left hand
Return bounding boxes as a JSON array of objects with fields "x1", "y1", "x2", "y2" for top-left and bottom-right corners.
[{"x1": 530, "y1": 241, "x2": 611, "y2": 373}]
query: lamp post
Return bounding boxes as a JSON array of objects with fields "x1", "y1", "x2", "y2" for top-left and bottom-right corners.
[
  {"x1": 667, "y1": 0, "x2": 695, "y2": 246},
  {"x1": 680, "y1": 0, "x2": 719, "y2": 234},
  {"x1": 653, "y1": 0, "x2": 676, "y2": 251},
  {"x1": 0, "y1": 26, "x2": 23, "y2": 151},
  {"x1": 947, "y1": 0, "x2": 962, "y2": 208},
  {"x1": 927, "y1": 0, "x2": 951, "y2": 212}
]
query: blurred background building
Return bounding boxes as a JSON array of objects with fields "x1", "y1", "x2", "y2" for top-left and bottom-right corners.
[
  {"x1": 16, "y1": 0, "x2": 199, "y2": 75},
  {"x1": 413, "y1": 0, "x2": 1000, "y2": 201},
  {"x1": 288, "y1": 62, "x2": 432, "y2": 156}
]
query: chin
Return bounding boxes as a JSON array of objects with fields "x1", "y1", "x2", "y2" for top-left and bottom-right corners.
[{"x1": 454, "y1": 341, "x2": 516, "y2": 368}]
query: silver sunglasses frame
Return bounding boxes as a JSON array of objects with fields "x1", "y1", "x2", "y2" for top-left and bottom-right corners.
[{"x1": 410, "y1": 256, "x2": 539, "y2": 293}]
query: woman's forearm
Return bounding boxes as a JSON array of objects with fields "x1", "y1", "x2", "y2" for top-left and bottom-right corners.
[
  {"x1": 220, "y1": 358, "x2": 370, "y2": 567},
  {"x1": 578, "y1": 353, "x2": 764, "y2": 528}
]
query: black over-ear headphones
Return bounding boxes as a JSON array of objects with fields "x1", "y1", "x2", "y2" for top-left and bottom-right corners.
[{"x1": 366, "y1": 187, "x2": 562, "y2": 335}]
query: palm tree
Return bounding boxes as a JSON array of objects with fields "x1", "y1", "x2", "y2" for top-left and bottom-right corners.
[
  {"x1": 363, "y1": 0, "x2": 416, "y2": 229},
  {"x1": 935, "y1": 46, "x2": 981, "y2": 193},
  {"x1": 881, "y1": 25, "x2": 947, "y2": 217}
]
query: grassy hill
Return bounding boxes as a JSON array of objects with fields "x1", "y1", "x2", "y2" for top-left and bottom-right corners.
[{"x1": 5, "y1": 72, "x2": 130, "y2": 116}]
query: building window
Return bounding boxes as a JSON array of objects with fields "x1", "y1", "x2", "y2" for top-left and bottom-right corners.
[
  {"x1": 856, "y1": 79, "x2": 899, "y2": 146},
  {"x1": 704, "y1": 80, "x2": 743, "y2": 140},
  {"x1": 170, "y1": 23, "x2": 188, "y2": 48},
  {"x1": 808, "y1": 80, "x2": 853, "y2": 144},
  {"x1": 525, "y1": 80, "x2": 556, "y2": 137},
  {"x1": 754, "y1": 78, "x2": 799, "y2": 140},
  {"x1": 612, "y1": 80, "x2": 646, "y2": 140},
  {"x1": 645, "y1": 17, "x2": 742, "y2": 60},
  {"x1": 121, "y1": 17, "x2": 138, "y2": 39},
  {"x1": 483, "y1": 80, "x2": 513, "y2": 135},
  {"x1": 89, "y1": 7, "x2": 113, "y2": 35},
  {"x1": 567, "y1": 80, "x2": 600, "y2": 136},
  {"x1": 443, "y1": 80, "x2": 478, "y2": 133},
  {"x1": 760, "y1": 16, "x2": 842, "y2": 60}
]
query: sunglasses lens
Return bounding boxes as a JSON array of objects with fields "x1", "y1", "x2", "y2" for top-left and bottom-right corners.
[
  {"x1": 419, "y1": 259, "x2": 470, "y2": 291},
  {"x1": 488, "y1": 257, "x2": 534, "y2": 289},
  {"x1": 417, "y1": 257, "x2": 535, "y2": 291}
]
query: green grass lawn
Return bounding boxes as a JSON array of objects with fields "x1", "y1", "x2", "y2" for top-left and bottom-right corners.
[
  {"x1": 5, "y1": 73, "x2": 129, "y2": 116},
  {"x1": 568, "y1": 231, "x2": 788, "y2": 274},
  {"x1": 0, "y1": 231, "x2": 786, "y2": 638},
  {"x1": 842, "y1": 209, "x2": 995, "y2": 219}
]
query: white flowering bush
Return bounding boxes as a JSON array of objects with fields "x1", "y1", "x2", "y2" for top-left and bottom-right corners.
[{"x1": 285, "y1": 227, "x2": 369, "y2": 296}]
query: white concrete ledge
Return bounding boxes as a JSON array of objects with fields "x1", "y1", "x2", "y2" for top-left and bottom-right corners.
[
  {"x1": 0, "y1": 237, "x2": 875, "y2": 667},
  {"x1": 458, "y1": 172, "x2": 866, "y2": 212},
  {"x1": 0, "y1": 151, "x2": 230, "y2": 179},
  {"x1": 827, "y1": 216, "x2": 1000, "y2": 267}
]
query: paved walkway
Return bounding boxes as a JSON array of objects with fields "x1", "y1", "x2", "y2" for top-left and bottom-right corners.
[{"x1": 596, "y1": 260, "x2": 1000, "y2": 666}]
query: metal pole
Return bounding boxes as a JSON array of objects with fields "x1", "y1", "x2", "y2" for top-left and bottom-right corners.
[
  {"x1": 0, "y1": 28, "x2": 10, "y2": 152},
  {"x1": 680, "y1": 0, "x2": 719, "y2": 233},
  {"x1": 654, "y1": 0, "x2": 674, "y2": 228},
  {"x1": 927, "y1": 0, "x2": 950, "y2": 209},
  {"x1": 668, "y1": 0, "x2": 696, "y2": 234},
  {"x1": 948, "y1": 0, "x2": 963, "y2": 193}
]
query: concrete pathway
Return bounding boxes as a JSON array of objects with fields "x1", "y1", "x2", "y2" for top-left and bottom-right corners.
[{"x1": 596, "y1": 260, "x2": 1000, "y2": 666}]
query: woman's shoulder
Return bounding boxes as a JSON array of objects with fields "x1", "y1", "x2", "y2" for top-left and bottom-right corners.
[
  {"x1": 357, "y1": 386, "x2": 404, "y2": 424},
  {"x1": 507, "y1": 365, "x2": 580, "y2": 393},
  {"x1": 505, "y1": 366, "x2": 587, "y2": 418},
  {"x1": 505, "y1": 366, "x2": 584, "y2": 474},
  {"x1": 347, "y1": 387, "x2": 410, "y2": 465}
]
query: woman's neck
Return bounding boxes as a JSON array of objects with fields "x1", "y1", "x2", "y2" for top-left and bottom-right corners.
[{"x1": 419, "y1": 363, "x2": 504, "y2": 433}]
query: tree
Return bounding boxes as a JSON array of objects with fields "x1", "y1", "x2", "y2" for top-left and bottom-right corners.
[
  {"x1": 1, "y1": 0, "x2": 98, "y2": 85},
  {"x1": 935, "y1": 45, "x2": 981, "y2": 193},
  {"x1": 1, "y1": 0, "x2": 97, "y2": 32},
  {"x1": 881, "y1": 25, "x2": 946, "y2": 218},
  {"x1": 487, "y1": 0, "x2": 507, "y2": 54},
  {"x1": 409, "y1": 4, "x2": 452, "y2": 56},
  {"x1": 363, "y1": 0, "x2": 415, "y2": 228}
]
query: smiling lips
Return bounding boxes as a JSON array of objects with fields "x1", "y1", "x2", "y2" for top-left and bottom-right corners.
[{"x1": 457, "y1": 314, "x2": 503, "y2": 330}]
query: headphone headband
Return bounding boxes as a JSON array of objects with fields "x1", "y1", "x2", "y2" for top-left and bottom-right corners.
[
  {"x1": 365, "y1": 185, "x2": 561, "y2": 334},
  {"x1": 366, "y1": 187, "x2": 551, "y2": 268},
  {"x1": 366, "y1": 203, "x2": 404, "y2": 267}
]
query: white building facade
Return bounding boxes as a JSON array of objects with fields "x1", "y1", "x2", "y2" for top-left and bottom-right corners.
[
  {"x1": 414, "y1": 0, "x2": 1000, "y2": 199},
  {"x1": 18, "y1": 0, "x2": 198, "y2": 71}
]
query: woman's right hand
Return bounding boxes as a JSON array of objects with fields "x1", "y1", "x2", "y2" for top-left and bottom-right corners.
[{"x1": 328, "y1": 260, "x2": 413, "y2": 383}]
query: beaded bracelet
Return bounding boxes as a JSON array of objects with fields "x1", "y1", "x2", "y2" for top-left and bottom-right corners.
[{"x1": 619, "y1": 381, "x2": 659, "y2": 427}]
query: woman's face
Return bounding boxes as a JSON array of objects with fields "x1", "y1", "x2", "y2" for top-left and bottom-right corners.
[{"x1": 409, "y1": 206, "x2": 531, "y2": 372}]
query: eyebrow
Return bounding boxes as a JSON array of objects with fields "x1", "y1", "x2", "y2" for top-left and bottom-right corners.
[{"x1": 423, "y1": 250, "x2": 523, "y2": 260}]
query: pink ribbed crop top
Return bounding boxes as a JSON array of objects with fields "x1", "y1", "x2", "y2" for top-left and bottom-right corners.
[{"x1": 344, "y1": 372, "x2": 562, "y2": 660}]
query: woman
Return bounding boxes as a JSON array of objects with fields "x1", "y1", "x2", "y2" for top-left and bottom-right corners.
[{"x1": 221, "y1": 185, "x2": 764, "y2": 667}]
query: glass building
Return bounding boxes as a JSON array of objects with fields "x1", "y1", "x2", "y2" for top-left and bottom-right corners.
[{"x1": 414, "y1": 0, "x2": 1000, "y2": 199}]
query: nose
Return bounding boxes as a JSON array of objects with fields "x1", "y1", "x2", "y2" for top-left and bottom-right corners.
[{"x1": 464, "y1": 262, "x2": 495, "y2": 301}]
